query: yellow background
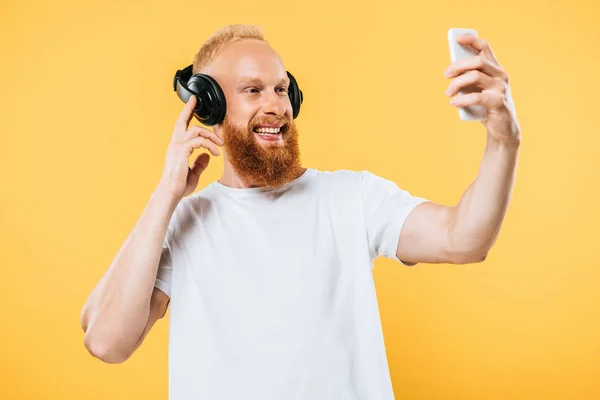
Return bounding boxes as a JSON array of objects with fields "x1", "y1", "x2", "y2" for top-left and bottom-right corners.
[{"x1": 1, "y1": 0, "x2": 599, "y2": 398}]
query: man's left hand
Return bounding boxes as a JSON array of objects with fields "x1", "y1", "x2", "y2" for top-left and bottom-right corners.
[{"x1": 445, "y1": 34, "x2": 521, "y2": 145}]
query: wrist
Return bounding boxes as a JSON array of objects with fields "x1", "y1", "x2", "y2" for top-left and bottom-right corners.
[
  {"x1": 486, "y1": 131, "x2": 521, "y2": 151},
  {"x1": 153, "y1": 183, "x2": 183, "y2": 204}
]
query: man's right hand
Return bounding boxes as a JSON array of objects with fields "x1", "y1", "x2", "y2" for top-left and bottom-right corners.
[{"x1": 158, "y1": 96, "x2": 224, "y2": 199}]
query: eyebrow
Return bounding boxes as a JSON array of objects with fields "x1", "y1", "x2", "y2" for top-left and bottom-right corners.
[{"x1": 237, "y1": 76, "x2": 290, "y2": 86}]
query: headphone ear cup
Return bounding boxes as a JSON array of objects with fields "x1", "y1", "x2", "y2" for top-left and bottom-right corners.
[
  {"x1": 186, "y1": 74, "x2": 227, "y2": 126},
  {"x1": 286, "y1": 71, "x2": 303, "y2": 119}
]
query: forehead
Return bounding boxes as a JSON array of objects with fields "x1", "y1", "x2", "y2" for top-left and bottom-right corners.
[{"x1": 202, "y1": 39, "x2": 287, "y2": 85}]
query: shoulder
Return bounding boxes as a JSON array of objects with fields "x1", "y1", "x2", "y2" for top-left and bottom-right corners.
[
  {"x1": 314, "y1": 168, "x2": 401, "y2": 192},
  {"x1": 307, "y1": 168, "x2": 405, "y2": 197},
  {"x1": 302, "y1": 168, "x2": 365, "y2": 199},
  {"x1": 310, "y1": 167, "x2": 366, "y2": 185},
  {"x1": 166, "y1": 185, "x2": 216, "y2": 233}
]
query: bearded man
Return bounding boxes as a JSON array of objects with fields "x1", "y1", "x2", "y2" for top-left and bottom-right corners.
[{"x1": 80, "y1": 24, "x2": 521, "y2": 400}]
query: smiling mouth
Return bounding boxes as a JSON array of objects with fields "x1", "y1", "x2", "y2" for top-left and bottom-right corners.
[{"x1": 252, "y1": 124, "x2": 287, "y2": 140}]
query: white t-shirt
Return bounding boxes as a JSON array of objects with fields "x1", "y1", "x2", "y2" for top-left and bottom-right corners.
[{"x1": 154, "y1": 168, "x2": 429, "y2": 400}]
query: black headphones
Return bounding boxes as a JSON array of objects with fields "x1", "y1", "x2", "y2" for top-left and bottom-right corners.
[{"x1": 173, "y1": 64, "x2": 304, "y2": 126}]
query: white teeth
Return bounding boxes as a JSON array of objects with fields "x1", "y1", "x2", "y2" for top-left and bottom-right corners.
[{"x1": 255, "y1": 127, "x2": 281, "y2": 134}]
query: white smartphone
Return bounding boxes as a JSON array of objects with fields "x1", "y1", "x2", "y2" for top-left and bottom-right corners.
[{"x1": 447, "y1": 28, "x2": 487, "y2": 121}]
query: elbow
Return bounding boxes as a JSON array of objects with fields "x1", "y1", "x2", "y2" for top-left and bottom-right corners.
[
  {"x1": 83, "y1": 333, "x2": 131, "y2": 364},
  {"x1": 471, "y1": 251, "x2": 488, "y2": 264},
  {"x1": 445, "y1": 233, "x2": 491, "y2": 265},
  {"x1": 449, "y1": 248, "x2": 489, "y2": 265}
]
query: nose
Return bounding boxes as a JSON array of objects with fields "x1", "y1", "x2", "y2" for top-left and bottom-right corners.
[{"x1": 262, "y1": 90, "x2": 286, "y2": 117}]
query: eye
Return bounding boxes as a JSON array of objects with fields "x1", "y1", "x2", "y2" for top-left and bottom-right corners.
[
  {"x1": 277, "y1": 86, "x2": 288, "y2": 93},
  {"x1": 245, "y1": 87, "x2": 260, "y2": 94}
]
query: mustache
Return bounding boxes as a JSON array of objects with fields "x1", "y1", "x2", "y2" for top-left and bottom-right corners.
[{"x1": 250, "y1": 117, "x2": 291, "y2": 127}]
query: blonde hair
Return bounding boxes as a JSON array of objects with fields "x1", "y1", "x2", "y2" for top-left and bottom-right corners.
[{"x1": 192, "y1": 24, "x2": 267, "y2": 74}]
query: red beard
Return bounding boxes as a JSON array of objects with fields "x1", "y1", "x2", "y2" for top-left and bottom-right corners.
[{"x1": 220, "y1": 115, "x2": 303, "y2": 189}]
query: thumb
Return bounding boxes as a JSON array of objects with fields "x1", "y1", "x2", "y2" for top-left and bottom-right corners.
[{"x1": 191, "y1": 152, "x2": 211, "y2": 176}]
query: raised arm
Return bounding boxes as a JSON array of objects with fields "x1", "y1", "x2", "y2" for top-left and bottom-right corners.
[
  {"x1": 80, "y1": 187, "x2": 179, "y2": 363},
  {"x1": 80, "y1": 95, "x2": 223, "y2": 363},
  {"x1": 396, "y1": 33, "x2": 521, "y2": 265}
]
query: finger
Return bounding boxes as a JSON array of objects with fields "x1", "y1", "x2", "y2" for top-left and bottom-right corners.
[
  {"x1": 184, "y1": 125, "x2": 224, "y2": 146},
  {"x1": 186, "y1": 136, "x2": 221, "y2": 157},
  {"x1": 450, "y1": 91, "x2": 504, "y2": 109},
  {"x1": 445, "y1": 70, "x2": 497, "y2": 98},
  {"x1": 173, "y1": 96, "x2": 197, "y2": 137},
  {"x1": 454, "y1": 34, "x2": 499, "y2": 64},
  {"x1": 445, "y1": 55, "x2": 507, "y2": 81},
  {"x1": 191, "y1": 152, "x2": 211, "y2": 175}
]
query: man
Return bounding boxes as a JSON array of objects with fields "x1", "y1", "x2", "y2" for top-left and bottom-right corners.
[{"x1": 80, "y1": 24, "x2": 520, "y2": 399}]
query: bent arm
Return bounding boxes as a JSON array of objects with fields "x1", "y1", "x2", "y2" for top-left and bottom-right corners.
[
  {"x1": 397, "y1": 136, "x2": 520, "y2": 265},
  {"x1": 80, "y1": 186, "x2": 179, "y2": 363},
  {"x1": 447, "y1": 136, "x2": 520, "y2": 260}
]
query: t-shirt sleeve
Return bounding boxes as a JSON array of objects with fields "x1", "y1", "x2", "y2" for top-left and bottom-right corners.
[
  {"x1": 154, "y1": 227, "x2": 174, "y2": 298},
  {"x1": 360, "y1": 170, "x2": 430, "y2": 265}
]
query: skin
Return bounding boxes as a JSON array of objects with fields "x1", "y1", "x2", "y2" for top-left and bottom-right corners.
[
  {"x1": 81, "y1": 33, "x2": 522, "y2": 366},
  {"x1": 183, "y1": 33, "x2": 522, "y2": 265},
  {"x1": 198, "y1": 39, "x2": 307, "y2": 189},
  {"x1": 395, "y1": 33, "x2": 521, "y2": 265},
  {"x1": 444, "y1": 34, "x2": 521, "y2": 145}
]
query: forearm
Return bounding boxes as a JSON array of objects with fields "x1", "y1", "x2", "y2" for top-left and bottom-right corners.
[
  {"x1": 448, "y1": 133, "x2": 520, "y2": 259},
  {"x1": 81, "y1": 186, "x2": 180, "y2": 361}
]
